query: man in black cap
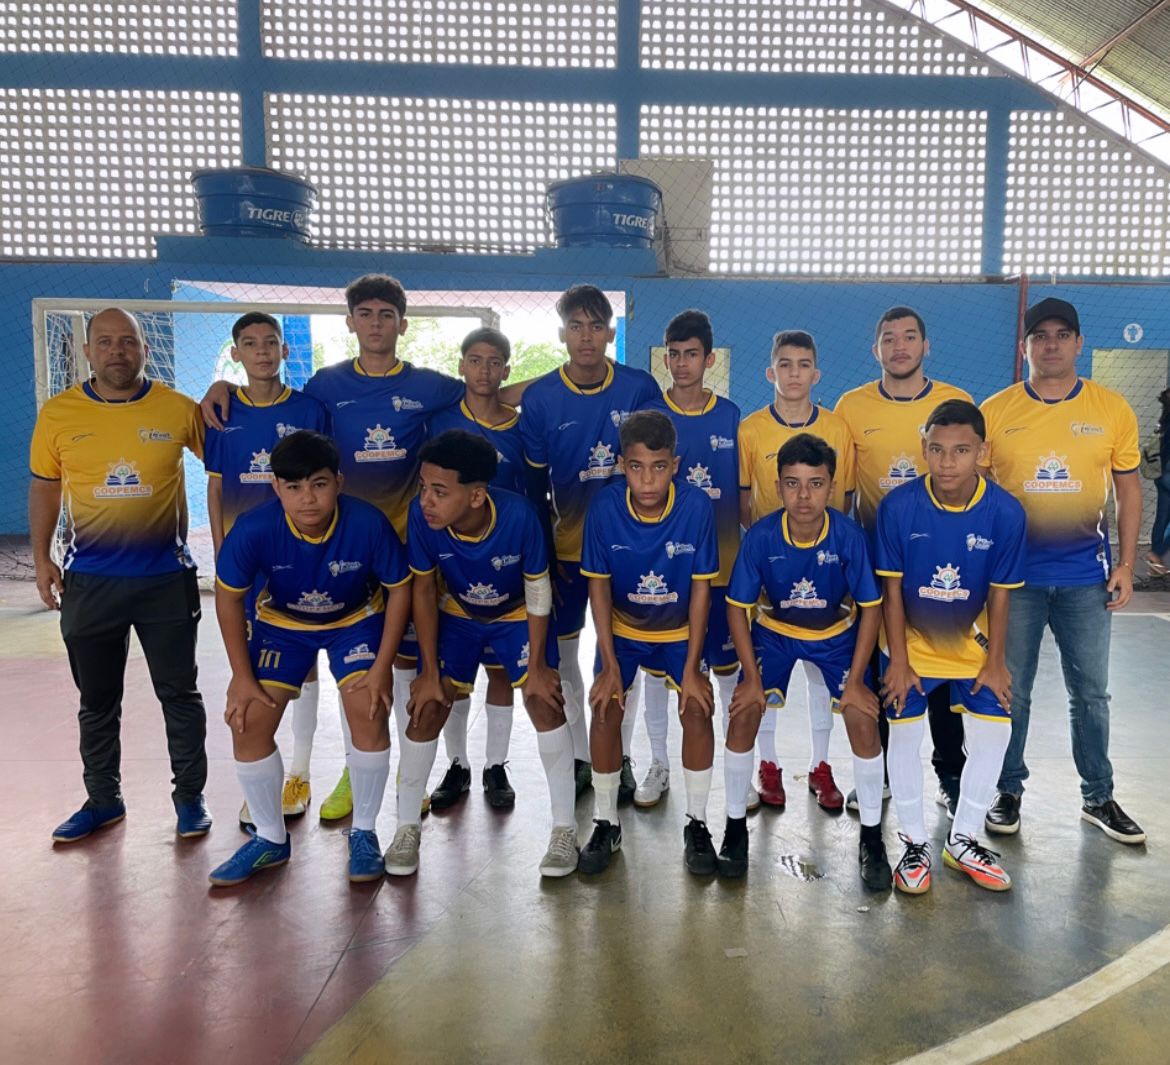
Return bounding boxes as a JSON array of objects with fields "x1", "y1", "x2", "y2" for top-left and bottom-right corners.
[{"x1": 979, "y1": 297, "x2": 1145, "y2": 844}]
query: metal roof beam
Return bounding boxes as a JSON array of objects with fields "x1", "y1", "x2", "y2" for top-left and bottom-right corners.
[{"x1": 1080, "y1": 0, "x2": 1170, "y2": 69}]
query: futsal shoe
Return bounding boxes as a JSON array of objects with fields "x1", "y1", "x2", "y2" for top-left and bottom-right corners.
[
  {"x1": 347, "y1": 828, "x2": 385, "y2": 882},
  {"x1": 716, "y1": 817, "x2": 749, "y2": 878},
  {"x1": 984, "y1": 792, "x2": 1021, "y2": 835},
  {"x1": 807, "y1": 761, "x2": 844, "y2": 810},
  {"x1": 320, "y1": 768, "x2": 353, "y2": 821},
  {"x1": 943, "y1": 834, "x2": 1012, "y2": 891},
  {"x1": 384, "y1": 824, "x2": 422, "y2": 876},
  {"x1": 578, "y1": 819, "x2": 622, "y2": 875},
  {"x1": 858, "y1": 828, "x2": 892, "y2": 892},
  {"x1": 746, "y1": 783, "x2": 761, "y2": 812},
  {"x1": 430, "y1": 760, "x2": 472, "y2": 810},
  {"x1": 574, "y1": 759, "x2": 594, "y2": 798},
  {"x1": 539, "y1": 827, "x2": 580, "y2": 877},
  {"x1": 684, "y1": 816, "x2": 718, "y2": 875},
  {"x1": 208, "y1": 830, "x2": 291, "y2": 887},
  {"x1": 634, "y1": 760, "x2": 670, "y2": 807},
  {"x1": 893, "y1": 834, "x2": 932, "y2": 895},
  {"x1": 175, "y1": 795, "x2": 212, "y2": 838},
  {"x1": 482, "y1": 764, "x2": 516, "y2": 809},
  {"x1": 1081, "y1": 800, "x2": 1146, "y2": 845},
  {"x1": 618, "y1": 756, "x2": 637, "y2": 805},
  {"x1": 52, "y1": 800, "x2": 127, "y2": 844},
  {"x1": 757, "y1": 761, "x2": 786, "y2": 806},
  {"x1": 281, "y1": 775, "x2": 311, "y2": 817}
]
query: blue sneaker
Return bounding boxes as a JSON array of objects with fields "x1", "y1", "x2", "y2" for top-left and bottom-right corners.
[
  {"x1": 175, "y1": 795, "x2": 213, "y2": 838},
  {"x1": 52, "y1": 801, "x2": 126, "y2": 844},
  {"x1": 208, "y1": 831, "x2": 291, "y2": 887},
  {"x1": 347, "y1": 828, "x2": 385, "y2": 882}
]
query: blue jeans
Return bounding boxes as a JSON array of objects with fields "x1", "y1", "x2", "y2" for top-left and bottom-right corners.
[
  {"x1": 998, "y1": 583, "x2": 1114, "y2": 805},
  {"x1": 1152, "y1": 470, "x2": 1170, "y2": 558}
]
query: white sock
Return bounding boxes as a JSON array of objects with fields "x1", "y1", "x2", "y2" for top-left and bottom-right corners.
[
  {"x1": 594, "y1": 770, "x2": 620, "y2": 825},
  {"x1": 853, "y1": 752, "x2": 885, "y2": 828},
  {"x1": 757, "y1": 709, "x2": 779, "y2": 764},
  {"x1": 237, "y1": 749, "x2": 286, "y2": 845},
  {"x1": 724, "y1": 748, "x2": 754, "y2": 820},
  {"x1": 444, "y1": 697, "x2": 470, "y2": 768},
  {"x1": 396, "y1": 735, "x2": 438, "y2": 828},
  {"x1": 557, "y1": 636, "x2": 589, "y2": 761},
  {"x1": 643, "y1": 673, "x2": 671, "y2": 765},
  {"x1": 887, "y1": 716, "x2": 927, "y2": 843},
  {"x1": 485, "y1": 702, "x2": 514, "y2": 767},
  {"x1": 536, "y1": 723, "x2": 575, "y2": 828},
  {"x1": 684, "y1": 767, "x2": 713, "y2": 822},
  {"x1": 620, "y1": 672, "x2": 640, "y2": 758},
  {"x1": 952, "y1": 716, "x2": 1011, "y2": 842},
  {"x1": 339, "y1": 698, "x2": 354, "y2": 759},
  {"x1": 347, "y1": 745, "x2": 391, "y2": 832},
  {"x1": 289, "y1": 680, "x2": 319, "y2": 778},
  {"x1": 803, "y1": 661, "x2": 833, "y2": 769},
  {"x1": 392, "y1": 666, "x2": 415, "y2": 752},
  {"x1": 715, "y1": 673, "x2": 737, "y2": 739}
]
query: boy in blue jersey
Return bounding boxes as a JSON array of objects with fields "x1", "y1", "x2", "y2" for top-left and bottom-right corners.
[
  {"x1": 579, "y1": 411, "x2": 719, "y2": 876},
  {"x1": 208, "y1": 431, "x2": 412, "y2": 886},
  {"x1": 205, "y1": 313, "x2": 331, "y2": 825},
  {"x1": 428, "y1": 328, "x2": 527, "y2": 808},
  {"x1": 386, "y1": 430, "x2": 579, "y2": 878},
  {"x1": 634, "y1": 309, "x2": 742, "y2": 808},
  {"x1": 520, "y1": 285, "x2": 661, "y2": 802},
  {"x1": 876, "y1": 400, "x2": 1026, "y2": 895},
  {"x1": 722, "y1": 434, "x2": 888, "y2": 885}
]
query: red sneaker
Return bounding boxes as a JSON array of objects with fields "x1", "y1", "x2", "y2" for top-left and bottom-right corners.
[
  {"x1": 757, "y1": 760, "x2": 786, "y2": 806},
  {"x1": 808, "y1": 761, "x2": 844, "y2": 810}
]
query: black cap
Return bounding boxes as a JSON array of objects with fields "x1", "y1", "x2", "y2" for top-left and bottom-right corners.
[{"x1": 1024, "y1": 297, "x2": 1080, "y2": 337}]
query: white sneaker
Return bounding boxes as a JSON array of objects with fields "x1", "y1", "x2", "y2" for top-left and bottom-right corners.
[
  {"x1": 746, "y1": 783, "x2": 761, "y2": 812},
  {"x1": 539, "y1": 826, "x2": 580, "y2": 877},
  {"x1": 384, "y1": 824, "x2": 422, "y2": 876},
  {"x1": 634, "y1": 760, "x2": 671, "y2": 807}
]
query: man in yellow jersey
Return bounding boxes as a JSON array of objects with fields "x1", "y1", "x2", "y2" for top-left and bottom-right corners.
[
  {"x1": 30, "y1": 308, "x2": 211, "y2": 844},
  {"x1": 738, "y1": 330, "x2": 855, "y2": 811},
  {"x1": 981, "y1": 298, "x2": 1145, "y2": 844},
  {"x1": 835, "y1": 306, "x2": 971, "y2": 816}
]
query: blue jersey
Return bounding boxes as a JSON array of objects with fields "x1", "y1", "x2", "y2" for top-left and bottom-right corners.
[
  {"x1": 429, "y1": 399, "x2": 526, "y2": 494},
  {"x1": 204, "y1": 386, "x2": 330, "y2": 534},
  {"x1": 875, "y1": 475, "x2": 1026, "y2": 678},
  {"x1": 647, "y1": 390, "x2": 741, "y2": 586},
  {"x1": 728, "y1": 508, "x2": 881, "y2": 640},
  {"x1": 216, "y1": 495, "x2": 410, "y2": 631},
  {"x1": 304, "y1": 359, "x2": 463, "y2": 537},
  {"x1": 519, "y1": 360, "x2": 661, "y2": 562},
  {"x1": 406, "y1": 489, "x2": 548, "y2": 623},
  {"x1": 581, "y1": 481, "x2": 718, "y2": 641}
]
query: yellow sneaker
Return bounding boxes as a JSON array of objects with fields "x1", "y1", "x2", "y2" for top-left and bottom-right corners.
[
  {"x1": 319, "y1": 768, "x2": 353, "y2": 821},
  {"x1": 282, "y1": 774, "x2": 311, "y2": 817}
]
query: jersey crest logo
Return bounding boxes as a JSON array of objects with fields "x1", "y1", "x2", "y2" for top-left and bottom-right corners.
[
  {"x1": 240, "y1": 449, "x2": 274, "y2": 483},
  {"x1": 965, "y1": 534, "x2": 993, "y2": 552},
  {"x1": 291, "y1": 589, "x2": 338, "y2": 614},
  {"x1": 391, "y1": 396, "x2": 424, "y2": 411},
  {"x1": 343, "y1": 642, "x2": 376, "y2": 664},
  {"x1": 94, "y1": 458, "x2": 153, "y2": 499},
  {"x1": 1024, "y1": 452, "x2": 1082, "y2": 493},
  {"x1": 328, "y1": 560, "x2": 363, "y2": 576},
  {"x1": 629, "y1": 571, "x2": 679, "y2": 605},
  {"x1": 686, "y1": 464, "x2": 721, "y2": 499},
  {"x1": 709, "y1": 435, "x2": 735, "y2": 451},
  {"x1": 491, "y1": 554, "x2": 521, "y2": 571},
  {"x1": 665, "y1": 541, "x2": 695, "y2": 558},
  {"x1": 579, "y1": 442, "x2": 617, "y2": 481},
  {"x1": 879, "y1": 453, "x2": 919, "y2": 491},
  {"x1": 919, "y1": 564, "x2": 971, "y2": 602},
  {"x1": 356, "y1": 424, "x2": 407, "y2": 462},
  {"x1": 780, "y1": 578, "x2": 827, "y2": 609},
  {"x1": 460, "y1": 582, "x2": 509, "y2": 607}
]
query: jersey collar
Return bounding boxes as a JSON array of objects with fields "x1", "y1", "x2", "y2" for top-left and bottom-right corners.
[
  {"x1": 285, "y1": 507, "x2": 339, "y2": 544},
  {"x1": 925, "y1": 474, "x2": 986, "y2": 512},
  {"x1": 1023, "y1": 379, "x2": 1084, "y2": 404},
  {"x1": 236, "y1": 384, "x2": 292, "y2": 408},
  {"x1": 769, "y1": 404, "x2": 819, "y2": 429},
  {"x1": 559, "y1": 360, "x2": 614, "y2": 395},
  {"x1": 781, "y1": 511, "x2": 829, "y2": 548},
  {"x1": 449, "y1": 493, "x2": 497, "y2": 543},
  {"x1": 353, "y1": 357, "x2": 406, "y2": 378},
  {"x1": 82, "y1": 378, "x2": 153, "y2": 404},
  {"x1": 877, "y1": 378, "x2": 934, "y2": 402},
  {"x1": 664, "y1": 389, "x2": 716, "y2": 416},
  {"x1": 460, "y1": 398, "x2": 519, "y2": 430},
  {"x1": 626, "y1": 482, "x2": 676, "y2": 524}
]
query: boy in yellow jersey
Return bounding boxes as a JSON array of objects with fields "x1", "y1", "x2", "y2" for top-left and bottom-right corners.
[
  {"x1": 835, "y1": 306, "x2": 971, "y2": 817},
  {"x1": 30, "y1": 308, "x2": 211, "y2": 844},
  {"x1": 738, "y1": 330, "x2": 855, "y2": 812},
  {"x1": 980, "y1": 298, "x2": 1145, "y2": 844}
]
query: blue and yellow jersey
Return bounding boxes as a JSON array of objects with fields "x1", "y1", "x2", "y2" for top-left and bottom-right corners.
[
  {"x1": 646, "y1": 390, "x2": 741, "y2": 587},
  {"x1": 834, "y1": 378, "x2": 972, "y2": 532},
  {"x1": 29, "y1": 379, "x2": 204, "y2": 577},
  {"x1": 727, "y1": 507, "x2": 881, "y2": 641},
  {"x1": 304, "y1": 358, "x2": 463, "y2": 538},
  {"x1": 874, "y1": 475, "x2": 1026, "y2": 678},
  {"x1": 204, "y1": 386, "x2": 330, "y2": 534},
  {"x1": 581, "y1": 481, "x2": 718, "y2": 642},
  {"x1": 519, "y1": 359, "x2": 661, "y2": 561},
  {"x1": 981, "y1": 379, "x2": 1139, "y2": 586},
  {"x1": 738, "y1": 404, "x2": 856, "y2": 524},
  {"x1": 406, "y1": 488, "x2": 547, "y2": 623},
  {"x1": 216, "y1": 495, "x2": 410, "y2": 631},
  {"x1": 428, "y1": 399, "x2": 525, "y2": 495}
]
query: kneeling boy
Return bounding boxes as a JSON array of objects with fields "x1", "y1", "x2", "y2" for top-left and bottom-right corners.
[{"x1": 209, "y1": 431, "x2": 411, "y2": 886}]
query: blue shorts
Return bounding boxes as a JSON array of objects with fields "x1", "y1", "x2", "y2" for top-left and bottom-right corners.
[
  {"x1": 553, "y1": 561, "x2": 589, "y2": 640},
  {"x1": 596, "y1": 635, "x2": 699, "y2": 694},
  {"x1": 439, "y1": 613, "x2": 558, "y2": 691},
  {"x1": 878, "y1": 659, "x2": 1008, "y2": 723},
  {"x1": 704, "y1": 586, "x2": 738, "y2": 674},
  {"x1": 749, "y1": 623, "x2": 865, "y2": 711},
  {"x1": 251, "y1": 614, "x2": 385, "y2": 695}
]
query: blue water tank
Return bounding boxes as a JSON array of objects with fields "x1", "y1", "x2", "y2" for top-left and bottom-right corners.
[
  {"x1": 191, "y1": 167, "x2": 316, "y2": 242},
  {"x1": 546, "y1": 174, "x2": 662, "y2": 249}
]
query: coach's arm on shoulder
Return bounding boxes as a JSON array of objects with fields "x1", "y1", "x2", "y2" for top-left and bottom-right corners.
[
  {"x1": 200, "y1": 379, "x2": 233, "y2": 430},
  {"x1": 1108, "y1": 470, "x2": 1141, "y2": 610},
  {"x1": 28, "y1": 476, "x2": 64, "y2": 610}
]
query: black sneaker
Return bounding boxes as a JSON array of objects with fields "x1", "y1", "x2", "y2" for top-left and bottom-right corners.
[
  {"x1": 935, "y1": 785, "x2": 958, "y2": 821},
  {"x1": 717, "y1": 816, "x2": 749, "y2": 878},
  {"x1": 858, "y1": 826, "x2": 892, "y2": 892},
  {"x1": 985, "y1": 791, "x2": 1021, "y2": 835},
  {"x1": 429, "y1": 760, "x2": 471, "y2": 810},
  {"x1": 482, "y1": 763, "x2": 516, "y2": 809},
  {"x1": 578, "y1": 819, "x2": 621, "y2": 874},
  {"x1": 1081, "y1": 799, "x2": 1146, "y2": 845},
  {"x1": 618, "y1": 755, "x2": 636, "y2": 806},
  {"x1": 574, "y1": 759, "x2": 593, "y2": 798},
  {"x1": 684, "y1": 816, "x2": 717, "y2": 875}
]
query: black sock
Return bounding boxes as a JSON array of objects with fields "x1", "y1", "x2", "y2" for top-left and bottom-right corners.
[{"x1": 860, "y1": 823, "x2": 882, "y2": 843}]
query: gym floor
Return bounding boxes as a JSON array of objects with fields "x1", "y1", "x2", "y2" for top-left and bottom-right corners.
[{"x1": 3, "y1": 578, "x2": 1169, "y2": 1065}]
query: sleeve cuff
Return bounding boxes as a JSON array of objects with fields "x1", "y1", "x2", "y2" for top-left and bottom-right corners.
[
  {"x1": 215, "y1": 577, "x2": 251, "y2": 593},
  {"x1": 579, "y1": 568, "x2": 609, "y2": 579},
  {"x1": 725, "y1": 596, "x2": 757, "y2": 609},
  {"x1": 990, "y1": 580, "x2": 1025, "y2": 589},
  {"x1": 856, "y1": 597, "x2": 883, "y2": 607},
  {"x1": 29, "y1": 471, "x2": 60, "y2": 481},
  {"x1": 874, "y1": 569, "x2": 903, "y2": 578}
]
